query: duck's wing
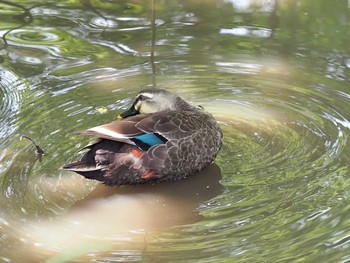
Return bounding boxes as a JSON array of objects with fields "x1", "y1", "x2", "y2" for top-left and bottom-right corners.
[
  {"x1": 78, "y1": 111, "x2": 209, "y2": 151},
  {"x1": 77, "y1": 114, "x2": 172, "y2": 150},
  {"x1": 135, "y1": 110, "x2": 222, "y2": 175},
  {"x1": 136, "y1": 111, "x2": 204, "y2": 140},
  {"x1": 78, "y1": 114, "x2": 148, "y2": 145}
]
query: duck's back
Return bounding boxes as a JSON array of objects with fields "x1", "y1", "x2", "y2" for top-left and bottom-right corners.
[{"x1": 138, "y1": 108, "x2": 223, "y2": 180}]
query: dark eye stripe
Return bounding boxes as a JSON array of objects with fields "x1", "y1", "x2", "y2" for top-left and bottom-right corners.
[{"x1": 138, "y1": 95, "x2": 147, "y2": 101}]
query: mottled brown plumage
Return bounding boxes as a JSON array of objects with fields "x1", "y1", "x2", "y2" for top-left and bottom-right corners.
[{"x1": 63, "y1": 89, "x2": 223, "y2": 185}]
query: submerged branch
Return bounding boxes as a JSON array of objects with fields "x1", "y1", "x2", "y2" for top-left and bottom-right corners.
[{"x1": 20, "y1": 135, "x2": 45, "y2": 162}]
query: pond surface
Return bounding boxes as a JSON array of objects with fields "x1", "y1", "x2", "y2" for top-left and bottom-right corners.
[{"x1": 1, "y1": 0, "x2": 350, "y2": 262}]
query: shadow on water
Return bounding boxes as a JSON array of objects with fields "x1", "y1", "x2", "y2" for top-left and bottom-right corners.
[
  {"x1": 2, "y1": 164, "x2": 222, "y2": 262},
  {"x1": 72, "y1": 163, "x2": 222, "y2": 229}
]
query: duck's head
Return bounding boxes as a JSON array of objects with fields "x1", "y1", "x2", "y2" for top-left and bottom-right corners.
[{"x1": 118, "y1": 89, "x2": 191, "y2": 119}]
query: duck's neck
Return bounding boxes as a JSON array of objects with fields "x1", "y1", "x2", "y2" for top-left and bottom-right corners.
[{"x1": 174, "y1": 97, "x2": 196, "y2": 111}]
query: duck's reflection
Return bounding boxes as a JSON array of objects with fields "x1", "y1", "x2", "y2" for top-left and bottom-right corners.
[
  {"x1": 70, "y1": 163, "x2": 223, "y2": 230},
  {"x1": 25, "y1": 164, "x2": 222, "y2": 257}
]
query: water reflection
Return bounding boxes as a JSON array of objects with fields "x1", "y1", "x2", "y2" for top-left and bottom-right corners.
[
  {"x1": 4, "y1": 164, "x2": 222, "y2": 261},
  {"x1": 1, "y1": 0, "x2": 350, "y2": 262},
  {"x1": 0, "y1": 68, "x2": 26, "y2": 145},
  {"x1": 225, "y1": 0, "x2": 276, "y2": 12},
  {"x1": 220, "y1": 26, "x2": 272, "y2": 38}
]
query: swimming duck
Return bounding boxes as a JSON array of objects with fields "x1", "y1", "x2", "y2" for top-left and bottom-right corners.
[{"x1": 63, "y1": 89, "x2": 223, "y2": 185}]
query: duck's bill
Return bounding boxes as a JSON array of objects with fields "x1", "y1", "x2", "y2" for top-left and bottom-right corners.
[{"x1": 118, "y1": 105, "x2": 140, "y2": 119}]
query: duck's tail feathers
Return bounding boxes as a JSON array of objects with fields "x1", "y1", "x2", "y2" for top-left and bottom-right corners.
[{"x1": 62, "y1": 161, "x2": 106, "y2": 182}]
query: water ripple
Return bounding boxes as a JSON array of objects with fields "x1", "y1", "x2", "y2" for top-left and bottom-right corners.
[
  {"x1": 0, "y1": 68, "x2": 25, "y2": 144},
  {"x1": 149, "y1": 77, "x2": 350, "y2": 262},
  {"x1": 5, "y1": 28, "x2": 65, "y2": 44}
]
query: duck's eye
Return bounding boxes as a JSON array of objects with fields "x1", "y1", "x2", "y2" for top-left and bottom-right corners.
[{"x1": 138, "y1": 95, "x2": 147, "y2": 101}]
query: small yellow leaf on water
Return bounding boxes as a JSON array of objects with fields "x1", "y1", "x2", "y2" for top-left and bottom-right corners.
[{"x1": 97, "y1": 107, "x2": 108, "y2": 114}]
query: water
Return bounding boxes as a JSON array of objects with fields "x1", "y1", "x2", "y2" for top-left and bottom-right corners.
[{"x1": 1, "y1": 0, "x2": 350, "y2": 262}]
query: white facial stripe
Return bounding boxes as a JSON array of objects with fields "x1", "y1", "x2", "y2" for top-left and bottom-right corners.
[
  {"x1": 89, "y1": 126, "x2": 127, "y2": 138},
  {"x1": 140, "y1": 103, "x2": 156, "y2": 114},
  {"x1": 139, "y1": 92, "x2": 154, "y2": 99},
  {"x1": 134, "y1": 100, "x2": 141, "y2": 111}
]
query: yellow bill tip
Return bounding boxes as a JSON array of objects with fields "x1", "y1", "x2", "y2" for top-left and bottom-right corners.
[{"x1": 117, "y1": 114, "x2": 123, "y2": 120}]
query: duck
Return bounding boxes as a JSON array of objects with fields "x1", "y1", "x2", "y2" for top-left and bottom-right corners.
[{"x1": 63, "y1": 89, "x2": 223, "y2": 185}]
